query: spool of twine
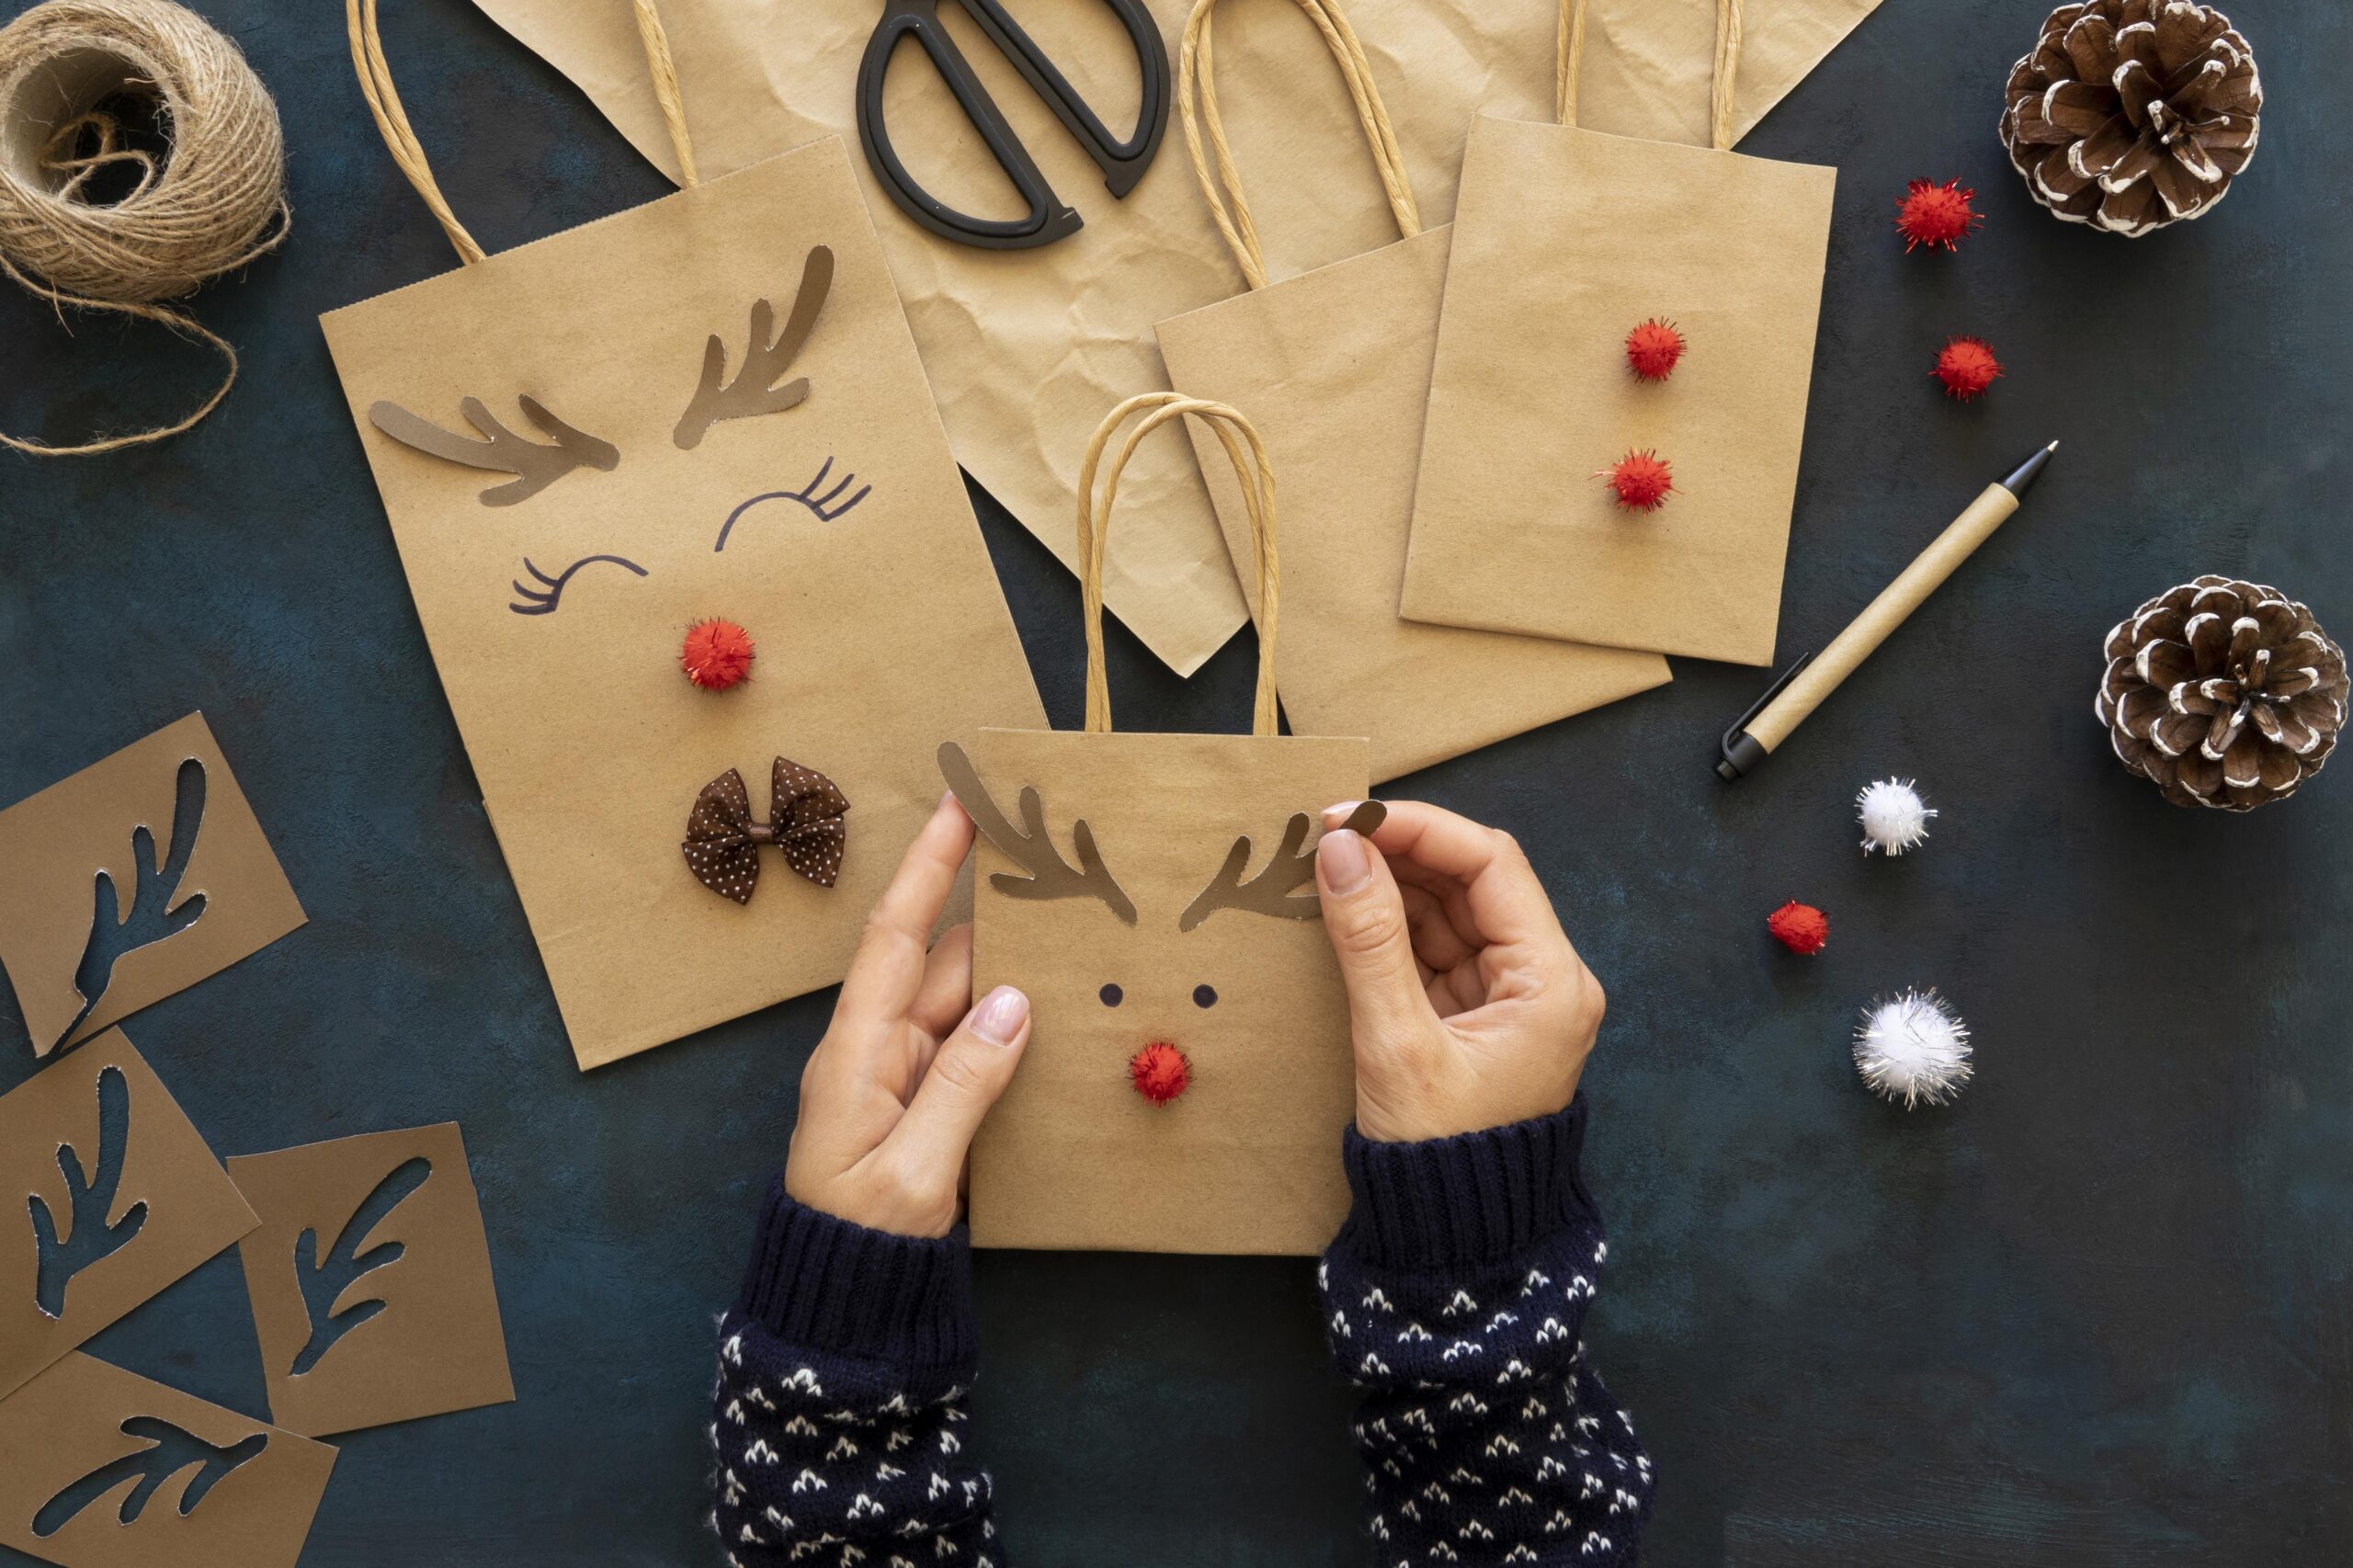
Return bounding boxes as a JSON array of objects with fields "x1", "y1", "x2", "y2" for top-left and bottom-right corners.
[{"x1": 0, "y1": 0, "x2": 289, "y2": 457}]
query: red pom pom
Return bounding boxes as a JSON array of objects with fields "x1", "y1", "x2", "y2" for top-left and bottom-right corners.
[
  {"x1": 1767, "y1": 901, "x2": 1830, "y2": 955},
  {"x1": 681, "y1": 619, "x2": 756, "y2": 691},
  {"x1": 1895, "y1": 178, "x2": 1983, "y2": 253},
  {"x1": 1597, "y1": 449, "x2": 1675, "y2": 512},
  {"x1": 1624, "y1": 318, "x2": 1686, "y2": 381},
  {"x1": 1129, "y1": 1041, "x2": 1190, "y2": 1105},
  {"x1": 1933, "y1": 336, "x2": 2003, "y2": 402}
]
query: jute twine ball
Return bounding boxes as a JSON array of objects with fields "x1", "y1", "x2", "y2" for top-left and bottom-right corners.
[{"x1": 0, "y1": 0, "x2": 289, "y2": 454}]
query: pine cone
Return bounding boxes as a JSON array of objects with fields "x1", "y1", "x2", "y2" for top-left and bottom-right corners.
[
  {"x1": 2097, "y1": 577, "x2": 2347, "y2": 811},
  {"x1": 1999, "y1": 1, "x2": 2260, "y2": 236}
]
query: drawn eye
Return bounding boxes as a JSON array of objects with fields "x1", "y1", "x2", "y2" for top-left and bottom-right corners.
[
  {"x1": 509, "y1": 554, "x2": 649, "y2": 616},
  {"x1": 714, "y1": 457, "x2": 873, "y2": 551},
  {"x1": 1099, "y1": 983, "x2": 1123, "y2": 1007},
  {"x1": 1193, "y1": 984, "x2": 1217, "y2": 1009}
]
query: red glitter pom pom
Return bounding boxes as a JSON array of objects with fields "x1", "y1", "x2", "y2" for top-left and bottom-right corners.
[
  {"x1": 1624, "y1": 318, "x2": 1687, "y2": 381},
  {"x1": 1598, "y1": 449, "x2": 1675, "y2": 512},
  {"x1": 1129, "y1": 1041, "x2": 1190, "y2": 1105},
  {"x1": 1894, "y1": 178, "x2": 1983, "y2": 254},
  {"x1": 1933, "y1": 336, "x2": 2003, "y2": 402},
  {"x1": 1767, "y1": 901, "x2": 1829, "y2": 956},
  {"x1": 681, "y1": 619, "x2": 756, "y2": 690}
]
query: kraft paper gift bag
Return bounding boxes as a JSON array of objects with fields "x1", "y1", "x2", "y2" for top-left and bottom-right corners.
[
  {"x1": 941, "y1": 396, "x2": 1372, "y2": 1256},
  {"x1": 321, "y1": 2, "x2": 1043, "y2": 1069},
  {"x1": 467, "y1": 0, "x2": 1888, "y2": 676},
  {"x1": 1155, "y1": 0, "x2": 1670, "y2": 782},
  {"x1": 1402, "y1": 0, "x2": 1838, "y2": 666}
]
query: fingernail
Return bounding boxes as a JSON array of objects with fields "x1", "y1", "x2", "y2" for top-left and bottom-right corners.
[
  {"x1": 1319, "y1": 828, "x2": 1371, "y2": 895},
  {"x1": 971, "y1": 985, "x2": 1029, "y2": 1047},
  {"x1": 1321, "y1": 801, "x2": 1363, "y2": 826}
]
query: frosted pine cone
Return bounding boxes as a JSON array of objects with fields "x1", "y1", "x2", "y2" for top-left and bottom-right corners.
[
  {"x1": 1999, "y1": 1, "x2": 2260, "y2": 236},
  {"x1": 2097, "y1": 576, "x2": 2347, "y2": 810}
]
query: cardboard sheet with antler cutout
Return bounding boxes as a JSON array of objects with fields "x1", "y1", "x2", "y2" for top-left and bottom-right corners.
[
  {"x1": 943, "y1": 397, "x2": 1370, "y2": 1255},
  {"x1": 0, "y1": 1032, "x2": 259, "y2": 1403},
  {"x1": 1154, "y1": 0, "x2": 1670, "y2": 782},
  {"x1": 229, "y1": 1124, "x2": 513, "y2": 1437},
  {"x1": 322, "y1": 14, "x2": 1045, "y2": 1069},
  {"x1": 0, "y1": 1352, "x2": 336, "y2": 1568},
  {"x1": 0, "y1": 713, "x2": 305, "y2": 1059}
]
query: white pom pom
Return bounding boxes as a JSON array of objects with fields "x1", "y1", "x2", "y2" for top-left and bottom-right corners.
[
  {"x1": 1853, "y1": 988, "x2": 1972, "y2": 1108},
  {"x1": 1857, "y1": 778, "x2": 1937, "y2": 856}
]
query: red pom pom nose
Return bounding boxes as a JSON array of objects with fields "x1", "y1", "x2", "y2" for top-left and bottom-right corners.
[
  {"x1": 1598, "y1": 449, "x2": 1675, "y2": 512},
  {"x1": 682, "y1": 619, "x2": 756, "y2": 690},
  {"x1": 1624, "y1": 318, "x2": 1687, "y2": 381},
  {"x1": 1767, "y1": 901, "x2": 1830, "y2": 955},
  {"x1": 1895, "y1": 178, "x2": 1983, "y2": 253},
  {"x1": 1129, "y1": 1041, "x2": 1190, "y2": 1105},
  {"x1": 1933, "y1": 336, "x2": 2003, "y2": 402}
]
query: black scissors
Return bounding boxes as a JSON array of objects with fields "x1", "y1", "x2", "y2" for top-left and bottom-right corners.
[{"x1": 856, "y1": 0, "x2": 1172, "y2": 250}]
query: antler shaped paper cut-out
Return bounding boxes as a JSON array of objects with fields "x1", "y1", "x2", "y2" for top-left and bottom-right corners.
[
  {"x1": 288, "y1": 1155, "x2": 433, "y2": 1378},
  {"x1": 61, "y1": 756, "x2": 207, "y2": 1052},
  {"x1": 937, "y1": 743, "x2": 1136, "y2": 926},
  {"x1": 675, "y1": 246, "x2": 835, "y2": 450},
  {"x1": 28, "y1": 1063, "x2": 149, "y2": 1319},
  {"x1": 1179, "y1": 801, "x2": 1388, "y2": 933},
  {"x1": 368, "y1": 396, "x2": 620, "y2": 507},
  {"x1": 32, "y1": 1416, "x2": 267, "y2": 1537}
]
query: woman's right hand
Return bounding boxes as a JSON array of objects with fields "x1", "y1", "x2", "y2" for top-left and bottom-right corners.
[{"x1": 1313, "y1": 801, "x2": 1604, "y2": 1142}]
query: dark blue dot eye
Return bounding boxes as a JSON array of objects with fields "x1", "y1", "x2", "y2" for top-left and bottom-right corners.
[
  {"x1": 1193, "y1": 984, "x2": 1217, "y2": 1008},
  {"x1": 1099, "y1": 983, "x2": 1123, "y2": 1007}
]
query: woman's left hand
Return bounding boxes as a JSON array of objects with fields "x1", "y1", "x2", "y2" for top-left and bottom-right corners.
[{"x1": 784, "y1": 794, "x2": 1032, "y2": 1238}]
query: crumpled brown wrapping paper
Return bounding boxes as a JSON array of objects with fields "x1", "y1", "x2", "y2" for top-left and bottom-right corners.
[{"x1": 469, "y1": 0, "x2": 1884, "y2": 675}]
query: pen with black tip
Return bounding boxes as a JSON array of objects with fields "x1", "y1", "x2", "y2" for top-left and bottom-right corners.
[{"x1": 1718, "y1": 441, "x2": 2060, "y2": 780}]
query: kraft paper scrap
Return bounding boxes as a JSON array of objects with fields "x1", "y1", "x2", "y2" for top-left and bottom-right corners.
[{"x1": 469, "y1": 0, "x2": 1885, "y2": 676}]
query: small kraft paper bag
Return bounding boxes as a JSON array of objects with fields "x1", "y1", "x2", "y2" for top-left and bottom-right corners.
[
  {"x1": 321, "y1": 3, "x2": 1043, "y2": 1069},
  {"x1": 1401, "y1": 0, "x2": 1837, "y2": 666},
  {"x1": 1154, "y1": 0, "x2": 1670, "y2": 783},
  {"x1": 942, "y1": 396, "x2": 1371, "y2": 1256}
]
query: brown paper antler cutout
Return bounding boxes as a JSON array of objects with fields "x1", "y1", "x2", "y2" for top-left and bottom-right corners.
[
  {"x1": 368, "y1": 396, "x2": 620, "y2": 506},
  {"x1": 0, "y1": 1353, "x2": 335, "y2": 1568},
  {"x1": 674, "y1": 246, "x2": 835, "y2": 449},
  {"x1": 938, "y1": 742, "x2": 1136, "y2": 926},
  {"x1": 0, "y1": 1032, "x2": 259, "y2": 1402},
  {"x1": 230, "y1": 1124, "x2": 514, "y2": 1437},
  {"x1": 1179, "y1": 801, "x2": 1386, "y2": 931}
]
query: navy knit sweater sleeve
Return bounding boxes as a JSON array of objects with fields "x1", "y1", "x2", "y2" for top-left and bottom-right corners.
[
  {"x1": 712, "y1": 1186, "x2": 999, "y2": 1567},
  {"x1": 712, "y1": 1100, "x2": 1649, "y2": 1566},
  {"x1": 1320, "y1": 1098, "x2": 1654, "y2": 1564}
]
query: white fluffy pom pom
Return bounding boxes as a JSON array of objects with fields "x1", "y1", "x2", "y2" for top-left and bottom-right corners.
[
  {"x1": 1857, "y1": 778, "x2": 1937, "y2": 856},
  {"x1": 1853, "y1": 988, "x2": 1972, "y2": 1108}
]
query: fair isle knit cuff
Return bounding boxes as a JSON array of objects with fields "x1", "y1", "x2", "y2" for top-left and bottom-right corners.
[
  {"x1": 1335, "y1": 1098, "x2": 1599, "y2": 1273},
  {"x1": 735, "y1": 1180, "x2": 978, "y2": 1380}
]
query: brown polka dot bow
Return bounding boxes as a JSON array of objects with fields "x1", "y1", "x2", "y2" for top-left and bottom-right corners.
[{"x1": 682, "y1": 758, "x2": 849, "y2": 902}]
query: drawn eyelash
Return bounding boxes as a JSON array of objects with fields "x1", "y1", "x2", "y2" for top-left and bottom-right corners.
[
  {"x1": 509, "y1": 554, "x2": 649, "y2": 616},
  {"x1": 713, "y1": 458, "x2": 873, "y2": 551}
]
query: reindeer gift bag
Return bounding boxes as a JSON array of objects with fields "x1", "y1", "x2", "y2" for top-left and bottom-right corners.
[
  {"x1": 1154, "y1": 0, "x2": 1669, "y2": 783},
  {"x1": 321, "y1": 2, "x2": 1043, "y2": 1069},
  {"x1": 943, "y1": 397, "x2": 1373, "y2": 1255},
  {"x1": 1401, "y1": 0, "x2": 1836, "y2": 665}
]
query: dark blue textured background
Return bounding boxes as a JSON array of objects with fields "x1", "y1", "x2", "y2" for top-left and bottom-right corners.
[{"x1": 1, "y1": 1, "x2": 2346, "y2": 1562}]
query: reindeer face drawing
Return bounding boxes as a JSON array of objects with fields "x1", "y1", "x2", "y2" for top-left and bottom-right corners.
[
  {"x1": 324, "y1": 142, "x2": 1045, "y2": 1067},
  {"x1": 942, "y1": 731, "x2": 1375, "y2": 1255}
]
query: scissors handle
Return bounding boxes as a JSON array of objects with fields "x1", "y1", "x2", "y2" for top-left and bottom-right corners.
[{"x1": 857, "y1": 0, "x2": 1172, "y2": 251}]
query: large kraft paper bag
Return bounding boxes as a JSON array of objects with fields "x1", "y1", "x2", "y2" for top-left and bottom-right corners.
[
  {"x1": 467, "y1": 0, "x2": 1887, "y2": 676},
  {"x1": 944, "y1": 397, "x2": 1370, "y2": 1255},
  {"x1": 1155, "y1": 0, "x2": 1669, "y2": 783},
  {"x1": 1402, "y1": 0, "x2": 1836, "y2": 666},
  {"x1": 322, "y1": 4, "x2": 1043, "y2": 1069}
]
